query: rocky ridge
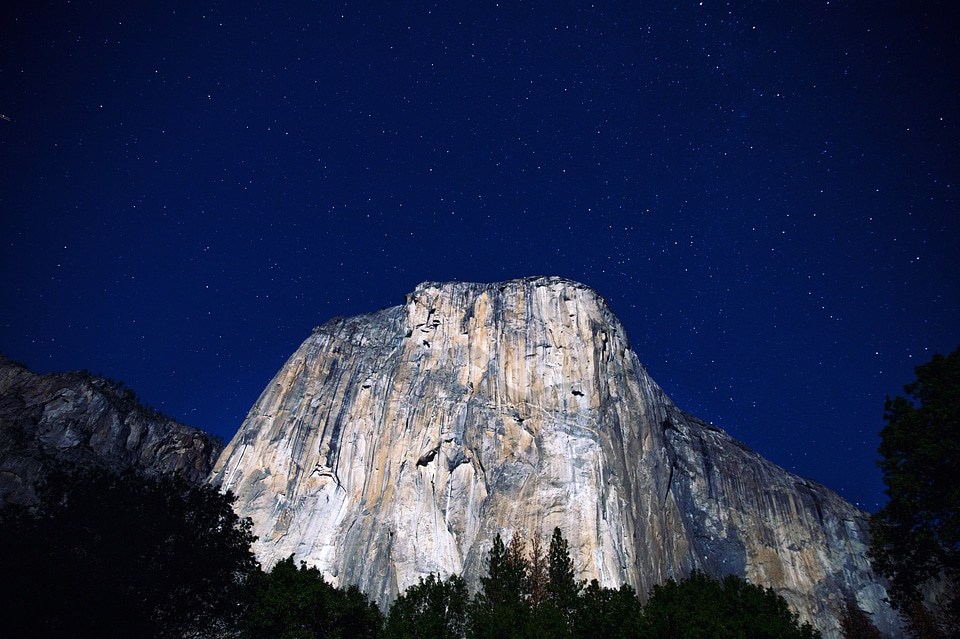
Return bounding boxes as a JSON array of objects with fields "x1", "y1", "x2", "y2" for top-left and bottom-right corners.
[
  {"x1": 0, "y1": 355, "x2": 222, "y2": 505},
  {"x1": 212, "y1": 276, "x2": 901, "y2": 637}
]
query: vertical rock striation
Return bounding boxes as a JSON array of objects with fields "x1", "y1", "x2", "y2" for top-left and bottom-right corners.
[
  {"x1": 0, "y1": 356, "x2": 222, "y2": 505},
  {"x1": 211, "y1": 277, "x2": 901, "y2": 637}
]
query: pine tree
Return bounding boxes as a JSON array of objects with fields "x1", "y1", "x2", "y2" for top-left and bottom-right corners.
[
  {"x1": 547, "y1": 526, "x2": 581, "y2": 620},
  {"x1": 529, "y1": 532, "x2": 549, "y2": 609},
  {"x1": 870, "y1": 346, "x2": 960, "y2": 635},
  {"x1": 384, "y1": 573, "x2": 468, "y2": 639},
  {"x1": 469, "y1": 532, "x2": 531, "y2": 639}
]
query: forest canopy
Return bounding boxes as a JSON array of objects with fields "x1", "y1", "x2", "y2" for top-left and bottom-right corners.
[{"x1": 0, "y1": 468, "x2": 831, "y2": 639}]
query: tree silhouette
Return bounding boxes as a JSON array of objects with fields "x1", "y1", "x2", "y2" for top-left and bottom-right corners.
[
  {"x1": 241, "y1": 555, "x2": 383, "y2": 639},
  {"x1": 839, "y1": 597, "x2": 884, "y2": 639},
  {"x1": 384, "y1": 573, "x2": 468, "y2": 639},
  {"x1": 870, "y1": 345, "x2": 960, "y2": 636},
  {"x1": 469, "y1": 531, "x2": 532, "y2": 639},
  {"x1": 0, "y1": 464, "x2": 258, "y2": 638},
  {"x1": 547, "y1": 526, "x2": 582, "y2": 621},
  {"x1": 576, "y1": 580, "x2": 643, "y2": 639},
  {"x1": 639, "y1": 571, "x2": 821, "y2": 639}
]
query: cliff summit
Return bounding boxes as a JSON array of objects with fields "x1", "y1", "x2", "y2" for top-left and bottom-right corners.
[{"x1": 212, "y1": 277, "x2": 900, "y2": 637}]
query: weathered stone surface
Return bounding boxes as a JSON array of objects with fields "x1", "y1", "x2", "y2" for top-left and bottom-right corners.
[
  {"x1": 0, "y1": 356, "x2": 222, "y2": 505},
  {"x1": 211, "y1": 277, "x2": 902, "y2": 637}
]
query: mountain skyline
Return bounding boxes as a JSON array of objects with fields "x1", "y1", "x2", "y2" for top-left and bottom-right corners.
[
  {"x1": 209, "y1": 277, "x2": 902, "y2": 637},
  {"x1": 1, "y1": 2, "x2": 957, "y2": 512}
]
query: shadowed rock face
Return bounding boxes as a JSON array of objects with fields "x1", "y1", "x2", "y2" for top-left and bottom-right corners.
[
  {"x1": 0, "y1": 356, "x2": 222, "y2": 505},
  {"x1": 211, "y1": 277, "x2": 902, "y2": 637}
]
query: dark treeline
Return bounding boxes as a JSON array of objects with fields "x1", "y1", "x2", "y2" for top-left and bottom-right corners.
[
  {"x1": 5, "y1": 347, "x2": 955, "y2": 638},
  {"x1": 383, "y1": 529, "x2": 822, "y2": 639},
  {"x1": 0, "y1": 464, "x2": 838, "y2": 639}
]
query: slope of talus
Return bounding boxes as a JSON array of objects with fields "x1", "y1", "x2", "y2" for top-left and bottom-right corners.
[{"x1": 211, "y1": 276, "x2": 902, "y2": 637}]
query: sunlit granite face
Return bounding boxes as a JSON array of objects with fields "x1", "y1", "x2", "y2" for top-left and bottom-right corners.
[{"x1": 211, "y1": 276, "x2": 902, "y2": 638}]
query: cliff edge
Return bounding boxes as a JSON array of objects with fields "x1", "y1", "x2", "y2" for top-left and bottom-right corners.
[
  {"x1": 211, "y1": 277, "x2": 901, "y2": 637},
  {"x1": 0, "y1": 355, "x2": 222, "y2": 505}
]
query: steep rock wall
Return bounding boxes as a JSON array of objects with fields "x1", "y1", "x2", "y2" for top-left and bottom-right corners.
[
  {"x1": 211, "y1": 277, "x2": 901, "y2": 637},
  {"x1": 0, "y1": 356, "x2": 222, "y2": 505}
]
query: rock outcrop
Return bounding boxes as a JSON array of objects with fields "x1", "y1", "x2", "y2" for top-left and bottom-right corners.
[
  {"x1": 211, "y1": 277, "x2": 902, "y2": 637},
  {"x1": 0, "y1": 355, "x2": 222, "y2": 505}
]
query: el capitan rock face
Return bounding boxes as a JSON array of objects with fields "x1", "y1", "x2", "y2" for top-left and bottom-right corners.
[
  {"x1": 211, "y1": 277, "x2": 901, "y2": 637},
  {"x1": 0, "y1": 356, "x2": 222, "y2": 505}
]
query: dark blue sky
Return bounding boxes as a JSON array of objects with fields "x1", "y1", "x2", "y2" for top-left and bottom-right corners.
[{"x1": 2, "y1": 1, "x2": 956, "y2": 511}]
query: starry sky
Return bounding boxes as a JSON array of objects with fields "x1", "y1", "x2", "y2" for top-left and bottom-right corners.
[{"x1": 1, "y1": 1, "x2": 957, "y2": 511}]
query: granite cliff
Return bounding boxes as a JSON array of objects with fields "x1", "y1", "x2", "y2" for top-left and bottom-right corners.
[
  {"x1": 211, "y1": 277, "x2": 901, "y2": 637},
  {"x1": 0, "y1": 355, "x2": 222, "y2": 505}
]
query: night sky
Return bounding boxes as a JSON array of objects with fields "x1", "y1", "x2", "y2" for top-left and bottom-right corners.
[{"x1": 2, "y1": 1, "x2": 957, "y2": 511}]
